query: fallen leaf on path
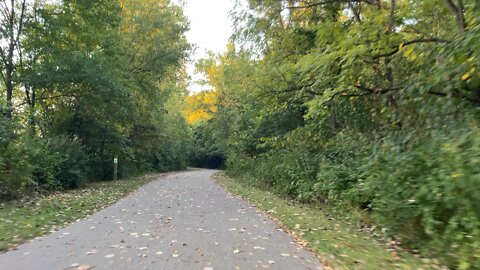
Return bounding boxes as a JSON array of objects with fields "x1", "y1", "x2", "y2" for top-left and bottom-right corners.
[{"x1": 74, "y1": 265, "x2": 94, "y2": 270}]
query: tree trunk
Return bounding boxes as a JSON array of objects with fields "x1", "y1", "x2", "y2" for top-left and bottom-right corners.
[
  {"x1": 1, "y1": 0, "x2": 27, "y2": 118},
  {"x1": 5, "y1": 62, "x2": 13, "y2": 118},
  {"x1": 444, "y1": 0, "x2": 466, "y2": 34}
]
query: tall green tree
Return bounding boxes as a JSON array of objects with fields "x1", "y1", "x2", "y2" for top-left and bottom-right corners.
[{"x1": 1, "y1": 0, "x2": 191, "y2": 197}]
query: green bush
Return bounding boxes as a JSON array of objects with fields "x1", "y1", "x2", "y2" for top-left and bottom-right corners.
[
  {"x1": 225, "y1": 124, "x2": 480, "y2": 268},
  {"x1": 312, "y1": 133, "x2": 376, "y2": 208},
  {"x1": 154, "y1": 140, "x2": 189, "y2": 172},
  {"x1": 30, "y1": 136, "x2": 89, "y2": 190},
  {"x1": 0, "y1": 117, "x2": 33, "y2": 200},
  {"x1": 365, "y1": 128, "x2": 480, "y2": 268},
  {"x1": 0, "y1": 140, "x2": 33, "y2": 200}
]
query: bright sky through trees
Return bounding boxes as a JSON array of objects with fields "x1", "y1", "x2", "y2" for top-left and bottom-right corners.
[{"x1": 183, "y1": 0, "x2": 234, "y2": 93}]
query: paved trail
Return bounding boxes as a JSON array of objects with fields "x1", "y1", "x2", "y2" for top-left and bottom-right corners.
[{"x1": 0, "y1": 170, "x2": 323, "y2": 270}]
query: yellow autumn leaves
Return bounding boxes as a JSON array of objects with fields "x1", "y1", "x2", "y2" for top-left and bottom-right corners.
[
  {"x1": 399, "y1": 43, "x2": 419, "y2": 61},
  {"x1": 184, "y1": 48, "x2": 229, "y2": 124},
  {"x1": 183, "y1": 91, "x2": 219, "y2": 124},
  {"x1": 399, "y1": 43, "x2": 477, "y2": 81},
  {"x1": 461, "y1": 57, "x2": 477, "y2": 81}
]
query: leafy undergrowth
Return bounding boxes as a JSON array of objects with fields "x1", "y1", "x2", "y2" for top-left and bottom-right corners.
[
  {"x1": 213, "y1": 172, "x2": 446, "y2": 270},
  {"x1": 0, "y1": 174, "x2": 161, "y2": 252}
]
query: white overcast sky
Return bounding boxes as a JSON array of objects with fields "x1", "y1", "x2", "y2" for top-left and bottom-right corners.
[{"x1": 182, "y1": 0, "x2": 235, "y2": 93}]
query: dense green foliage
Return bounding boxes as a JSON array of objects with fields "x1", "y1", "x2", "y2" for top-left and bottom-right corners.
[
  {"x1": 189, "y1": 119, "x2": 227, "y2": 169},
  {"x1": 0, "y1": 0, "x2": 190, "y2": 199},
  {"x1": 192, "y1": 0, "x2": 480, "y2": 268}
]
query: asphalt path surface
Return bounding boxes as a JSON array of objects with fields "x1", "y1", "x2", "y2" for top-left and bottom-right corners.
[{"x1": 0, "y1": 170, "x2": 323, "y2": 270}]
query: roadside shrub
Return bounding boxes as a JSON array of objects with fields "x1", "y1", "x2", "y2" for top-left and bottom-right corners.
[
  {"x1": 365, "y1": 128, "x2": 480, "y2": 268},
  {"x1": 226, "y1": 123, "x2": 480, "y2": 268},
  {"x1": 0, "y1": 139, "x2": 33, "y2": 200},
  {"x1": 154, "y1": 140, "x2": 189, "y2": 172},
  {"x1": 30, "y1": 136, "x2": 88, "y2": 190},
  {"x1": 314, "y1": 161, "x2": 357, "y2": 203},
  {"x1": 313, "y1": 133, "x2": 376, "y2": 208},
  {"x1": 0, "y1": 117, "x2": 33, "y2": 200}
]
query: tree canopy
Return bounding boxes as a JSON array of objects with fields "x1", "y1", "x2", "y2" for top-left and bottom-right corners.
[{"x1": 1, "y1": 0, "x2": 190, "y2": 197}]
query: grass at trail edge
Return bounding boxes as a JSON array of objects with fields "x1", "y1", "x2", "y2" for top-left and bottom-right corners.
[
  {"x1": 0, "y1": 174, "x2": 162, "y2": 252},
  {"x1": 213, "y1": 172, "x2": 446, "y2": 270}
]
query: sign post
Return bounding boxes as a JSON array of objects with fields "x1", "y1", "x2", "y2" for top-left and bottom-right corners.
[{"x1": 113, "y1": 157, "x2": 118, "y2": 181}]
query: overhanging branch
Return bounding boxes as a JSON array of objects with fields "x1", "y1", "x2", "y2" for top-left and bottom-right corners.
[
  {"x1": 373, "y1": 38, "x2": 451, "y2": 58},
  {"x1": 286, "y1": 0, "x2": 374, "y2": 9}
]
